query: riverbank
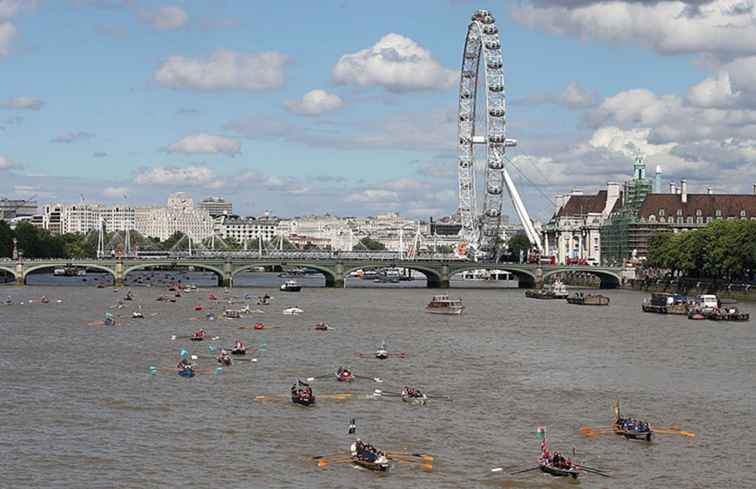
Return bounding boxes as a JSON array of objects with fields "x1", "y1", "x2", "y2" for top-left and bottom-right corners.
[{"x1": 631, "y1": 279, "x2": 756, "y2": 302}]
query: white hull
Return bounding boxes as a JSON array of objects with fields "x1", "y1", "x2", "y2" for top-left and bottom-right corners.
[{"x1": 425, "y1": 307, "x2": 464, "y2": 315}]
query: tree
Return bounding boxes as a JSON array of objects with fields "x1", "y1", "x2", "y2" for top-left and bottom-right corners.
[
  {"x1": 507, "y1": 233, "x2": 531, "y2": 262},
  {"x1": 354, "y1": 237, "x2": 386, "y2": 251},
  {"x1": 0, "y1": 221, "x2": 14, "y2": 258},
  {"x1": 161, "y1": 231, "x2": 188, "y2": 251}
]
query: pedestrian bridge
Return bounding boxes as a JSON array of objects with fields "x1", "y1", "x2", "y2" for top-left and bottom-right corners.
[{"x1": 0, "y1": 254, "x2": 626, "y2": 289}]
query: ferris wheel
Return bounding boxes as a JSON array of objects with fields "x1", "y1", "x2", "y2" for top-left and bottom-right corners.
[{"x1": 456, "y1": 9, "x2": 543, "y2": 259}]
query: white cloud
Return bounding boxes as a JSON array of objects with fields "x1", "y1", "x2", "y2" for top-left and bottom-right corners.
[
  {"x1": 0, "y1": 0, "x2": 37, "y2": 20},
  {"x1": 154, "y1": 50, "x2": 288, "y2": 91},
  {"x1": 144, "y1": 5, "x2": 188, "y2": 31},
  {"x1": 166, "y1": 133, "x2": 241, "y2": 156},
  {"x1": 514, "y1": 81, "x2": 595, "y2": 109},
  {"x1": 346, "y1": 189, "x2": 400, "y2": 203},
  {"x1": 0, "y1": 155, "x2": 16, "y2": 170},
  {"x1": 285, "y1": 89, "x2": 344, "y2": 116},
  {"x1": 0, "y1": 96, "x2": 44, "y2": 110},
  {"x1": 0, "y1": 20, "x2": 16, "y2": 57},
  {"x1": 134, "y1": 165, "x2": 217, "y2": 186},
  {"x1": 332, "y1": 33, "x2": 457, "y2": 92},
  {"x1": 50, "y1": 131, "x2": 95, "y2": 143},
  {"x1": 513, "y1": 1, "x2": 756, "y2": 57},
  {"x1": 102, "y1": 186, "x2": 128, "y2": 198}
]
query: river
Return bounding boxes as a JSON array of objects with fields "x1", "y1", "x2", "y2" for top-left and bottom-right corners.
[{"x1": 0, "y1": 283, "x2": 753, "y2": 488}]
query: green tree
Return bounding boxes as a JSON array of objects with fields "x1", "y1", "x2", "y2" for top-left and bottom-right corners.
[
  {"x1": 161, "y1": 231, "x2": 188, "y2": 251},
  {"x1": 0, "y1": 221, "x2": 14, "y2": 258},
  {"x1": 507, "y1": 233, "x2": 531, "y2": 262},
  {"x1": 353, "y1": 237, "x2": 386, "y2": 251}
]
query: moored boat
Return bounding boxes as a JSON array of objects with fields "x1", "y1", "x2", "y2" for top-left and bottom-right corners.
[
  {"x1": 566, "y1": 292, "x2": 610, "y2": 305},
  {"x1": 641, "y1": 293, "x2": 689, "y2": 314},
  {"x1": 525, "y1": 280, "x2": 568, "y2": 300},
  {"x1": 707, "y1": 306, "x2": 750, "y2": 322},
  {"x1": 425, "y1": 295, "x2": 464, "y2": 315}
]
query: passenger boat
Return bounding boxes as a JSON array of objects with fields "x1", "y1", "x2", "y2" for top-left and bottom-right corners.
[
  {"x1": 641, "y1": 293, "x2": 689, "y2": 314},
  {"x1": 566, "y1": 292, "x2": 610, "y2": 305},
  {"x1": 613, "y1": 401, "x2": 653, "y2": 441},
  {"x1": 425, "y1": 295, "x2": 465, "y2": 315},
  {"x1": 350, "y1": 441, "x2": 390, "y2": 472},
  {"x1": 525, "y1": 280, "x2": 568, "y2": 299},
  {"x1": 283, "y1": 307, "x2": 303, "y2": 315},
  {"x1": 336, "y1": 367, "x2": 354, "y2": 382},
  {"x1": 280, "y1": 280, "x2": 302, "y2": 292},
  {"x1": 224, "y1": 309, "x2": 241, "y2": 319},
  {"x1": 291, "y1": 381, "x2": 315, "y2": 406}
]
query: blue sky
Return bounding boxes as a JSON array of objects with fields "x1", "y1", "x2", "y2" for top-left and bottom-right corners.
[{"x1": 2, "y1": 0, "x2": 756, "y2": 220}]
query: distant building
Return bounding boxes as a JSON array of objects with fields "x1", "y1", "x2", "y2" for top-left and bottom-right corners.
[
  {"x1": 602, "y1": 176, "x2": 756, "y2": 263},
  {"x1": 219, "y1": 216, "x2": 279, "y2": 243},
  {"x1": 0, "y1": 198, "x2": 37, "y2": 221},
  {"x1": 135, "y1": 194, "x2": 214, "y2": 241},
  {"x1": 199, "y1": 197, "x2": 233, "y2": 218}
]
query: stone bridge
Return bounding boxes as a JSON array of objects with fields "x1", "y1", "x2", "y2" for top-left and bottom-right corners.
[{"x1": 0, "y1": 256, "x2": 626, "y2": 289}]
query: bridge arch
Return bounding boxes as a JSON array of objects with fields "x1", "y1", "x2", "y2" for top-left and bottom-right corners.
[
  {"x1": 124, "y1": 262, "x2": 225, "y2": 287},
  {"x1": 23, "y1": 263, "x2": 116, "y2": 284},
  {"x1": 342, "y1": 264, "x2": 442, "y2": 288},
  {"x1": 232, "y1": 263, "x2": 338, "y2": 287},
  {"x1": 450, "y1": 265, "x2": 536, "y2": 288},
  {"x1": 0, "y1": 265, "x2": 16, "y2": 282},
  {"x1": 543, "y1": 268, "x2": 622, "y2": 289}
]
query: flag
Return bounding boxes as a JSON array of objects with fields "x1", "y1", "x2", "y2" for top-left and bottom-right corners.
[{"x1": 536, "y1": 426, "x2": 545, "y2": 441}]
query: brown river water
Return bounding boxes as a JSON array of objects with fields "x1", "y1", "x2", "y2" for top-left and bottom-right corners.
[{"x1": 1, "y1": 279, "x2": 754, "y2": 489}]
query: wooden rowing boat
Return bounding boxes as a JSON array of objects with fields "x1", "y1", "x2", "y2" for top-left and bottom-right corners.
[
  {"x1": 539, "y1": 460, "x2": 579, "y2": 478},
  {"x1": 350, "y1": 442, "x2": 390, "y2": 471}
]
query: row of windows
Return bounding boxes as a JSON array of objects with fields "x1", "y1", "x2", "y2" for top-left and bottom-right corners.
[
  {"x1": 658, "y1": 208, "x2": 749, "y2": 218},
  {"x1": 647, "y1": 215, "x2": 756, "y2": 224}
]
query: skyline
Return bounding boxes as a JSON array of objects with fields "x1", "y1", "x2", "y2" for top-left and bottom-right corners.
[{"x1": 2, "y1": 0, "x2": 756, "y2": 221}]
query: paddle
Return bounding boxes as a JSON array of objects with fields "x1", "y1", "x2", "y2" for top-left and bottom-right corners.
[
  {"x1": 386, "y1": 452, "x2": 433, "y2": 462},
  {"x1": 578, "y1": 466, "x2": 611, "y2": 477},
  {"x1": 354, "y1": 375, "x2": 383, "y2": 383},
  {"x1": 653, "y1": 428, "x2": 695, "y2": 437},
  {"x1": 510, "y1": 466, "x2": 540, "y2": 475}
]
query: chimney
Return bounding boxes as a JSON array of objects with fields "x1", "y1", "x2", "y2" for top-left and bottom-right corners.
[
  {"x1": 707, "y1": 186, "x2": 712, "y2": 195},
  {"x1": 681, "y1": 179, "x2": 688, "y2": 203},
  {"x1": 753, "y1": 184, "x2": 756, "y2": 195},
  {"x1": 669, "y1": 183, "x2": 675, "y2": 194},
  {"x1": 655, "y1": 165, "x2": 662, "y2": 193}
]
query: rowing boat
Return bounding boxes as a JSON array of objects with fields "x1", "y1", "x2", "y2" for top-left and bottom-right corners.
[
  {"x1": 350, "y1": 442, "x2": 390, "y2": 471},
  {"x1": 539, "y1": 459, "x2": 579, "y2": 478}
]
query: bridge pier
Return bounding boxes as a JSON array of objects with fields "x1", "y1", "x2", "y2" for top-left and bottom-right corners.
[
  {"x1": 326, "y1": 263, "x2": 344, "y2": 288},
  {"x1": 535, "y1": 266, "x2": 544, "y2": 289},
  {"x1": 224, "y1": 259, "x2": 233, "y2": 288},
  {"x1": 15, "y1": 261, "x2": 23, "y2": 287},
  {"x1": 114, "y1": 260, "x2": 124, "y2": 287},
  {"x1": 427, "y1": 265, "x2": 449, "y2": 289}
]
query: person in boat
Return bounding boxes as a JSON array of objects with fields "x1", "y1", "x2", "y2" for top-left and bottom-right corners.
[
  {"x1": 233, "y1": 340, "x2": 245, "y2": 351},
  {"x1": 177, "y1": 357, "x2": 193, "y2": 371},
  {"x1": 217, "y1": 348, "x2": 231, "y2": 365}
]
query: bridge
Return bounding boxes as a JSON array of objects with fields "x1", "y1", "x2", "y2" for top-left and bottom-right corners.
[{"x1": 0, "y1": 253, "x2": 626, "y2": 289}]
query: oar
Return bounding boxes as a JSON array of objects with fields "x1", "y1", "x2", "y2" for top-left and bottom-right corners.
[
  {"x1": 579, "y1": 466, "x2": 611, "y2": 477},
  {"x1": 354, "y1": 375, "x2": 383, "y2": 383},
  {"x1": 510, "y1": 466, "x2": 540, "y2": 475},
  {"x1": 387, "y1": 452, "x2": 433, "y2": 462},
  {"x1": 653, "y1": 428, "x2": 695, "y2": 437},
  {"x1": 317, "y1": 457, "x2": 353, "y2": 467}
]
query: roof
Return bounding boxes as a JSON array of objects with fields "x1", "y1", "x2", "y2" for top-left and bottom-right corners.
[
  {"x1": 556, "y1": 190, "x2": 607, "y2": 217},
  {"x1": 638, "y1": 193, "x2": 756, "y2": 218}
]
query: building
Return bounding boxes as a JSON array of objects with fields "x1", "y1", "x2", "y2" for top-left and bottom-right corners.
[
  {"x1": 219, "y1": 216, "x2": 279, "y2": 244},
  {"x1": 600, "y1": 156, "x2": 655, "y2": 265},
  {"x1": 134, "y1": 194, "x2": 214, "y2": 242},
  {"x1": 0, "y1": 198, "x2": 37, "y2": 221},
  {"x1": 602, "y1": 177, "x2": 756, "y2": 263},
  {"x1": 199, "y1": 197, "x2": 233, "y2": 218},
  {"x1": 543, "y1": 183, "x2": 620, "y2": 264}
]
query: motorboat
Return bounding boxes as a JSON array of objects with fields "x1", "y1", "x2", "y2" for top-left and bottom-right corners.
[{"x1": 425, "y1": 295, "x2": 465, "y2": 315}]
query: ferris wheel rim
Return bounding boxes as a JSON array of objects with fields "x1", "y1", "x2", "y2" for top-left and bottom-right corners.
[{"x1": 456, "y1": 9, "x2": 507, "y2": 257}]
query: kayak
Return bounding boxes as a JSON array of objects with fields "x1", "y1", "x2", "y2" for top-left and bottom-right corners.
[{"x1": 177, "y1": 368, "x2": 195, "y2": 378}]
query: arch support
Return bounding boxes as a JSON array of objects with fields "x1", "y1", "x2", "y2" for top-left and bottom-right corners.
[
  {"x1": 15, "y1": 262, "x2": 23, "y2": 287},
  {"x1": 115, "y1": 260, "x2": 125, "y2": 288},
  {"x1": 224, "y1": 259, "x2": 233, "y2": 288},
  {"x1": 426, "y1": 265, "x2": 448, "y2": 289},
  {"x1": 331, "y1": 263, "x2": 345, "y2": 288}
]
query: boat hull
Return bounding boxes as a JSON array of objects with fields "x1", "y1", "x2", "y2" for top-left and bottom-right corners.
[
  {"x1": 425, "y1": 307, "x2": 464, "y2": 315},
  {"x1": 539, "y1": 463, "x2": 579, "y2": 478},
  {"x1": 291, "y1": 396, "x2": 315, "y2": 406},
  {"x1": 614, "y1": 427, "x2": 653, "y2": 441},
  {"x1": 177, "y1": 369, "x2": 195, "y2": 378},
  {"x1": 231, "y1": 349, "x2": 246, "y2": 355},
  {"x1": 352, "y1": 459, "x2": 390, "y2": 471}
]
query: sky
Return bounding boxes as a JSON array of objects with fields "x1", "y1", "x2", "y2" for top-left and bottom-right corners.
[{"x1": 1, "y1": 0, "x2": 756, "y2": 221}]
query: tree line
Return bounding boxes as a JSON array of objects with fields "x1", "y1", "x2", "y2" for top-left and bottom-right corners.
[{"x1": 646, "y1": 220, "x2": 756, "y2": 282}]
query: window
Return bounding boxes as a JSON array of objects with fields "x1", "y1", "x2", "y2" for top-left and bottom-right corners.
[
  {"x1": 741, "y1": 210, "x2": 747, "y2": 218},
  {"x1": 715, "y1": 209, "x2": 722, "y2": 217},
  {"x1": 659, "y1": 209, "x2": 665, "y2": 217},
  {"x1": 696, "y1": 217, "x2": 703, "y2": 224},
  {"x1": 676, "y1": 209, "x2": 683, "y2": 216},
  {"x1": 659, "y1": 217, "x2": 666, "y2": 223},
  {"x1": 649, "y1": 215, "x2": 656, "y2": 222},
  {"x1": 707, "y1": 216, "x2": 713, "y2": 223},
  {"x1": 687, "y1": 216, "x2": 693, "y2": 224},
  {"x1": 696, "y1": 209, "x2": 702, "y2": 216},
  {"x1": 677, "y1": 216, "x2": 684, "y2": 224}
]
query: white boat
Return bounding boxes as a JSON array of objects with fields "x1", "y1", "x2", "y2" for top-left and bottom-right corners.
[
  {"x1": 425, "y1": 295, "x2": 465, "y2": 315},
  {"x1": 283, "y1": 307, "x2": 303, "y2": 315},
  {"x1": 280, "y1": 280, "x2": 302, "y2": 292}
]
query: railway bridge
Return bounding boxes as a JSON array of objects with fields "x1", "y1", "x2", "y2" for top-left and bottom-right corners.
[{"x1": 0, "y1": 253, "x2": 626, "y2": 289}]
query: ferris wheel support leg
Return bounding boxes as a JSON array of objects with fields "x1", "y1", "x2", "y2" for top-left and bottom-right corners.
[{"x1": 502, "y1": 166, "x2": 543, "y2": 253}]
